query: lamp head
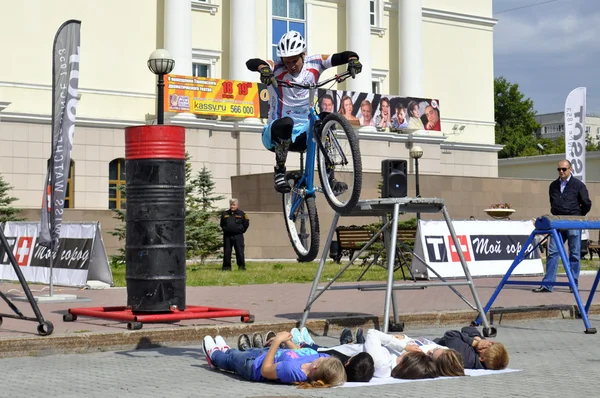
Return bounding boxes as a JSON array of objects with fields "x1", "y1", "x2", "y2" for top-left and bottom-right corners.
[
  {"x1": 147, "y1": 49, "x2": 175, "y2": 75},
  {"x1": 410, "y1": 146, "x2": 424, "y2": 159},
  {"x1": 458, "y1": 125, "x2": 466, "y2": 132}
]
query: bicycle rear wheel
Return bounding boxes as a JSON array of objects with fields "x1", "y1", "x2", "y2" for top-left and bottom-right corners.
[
  {"x1": 317, "y1": 112, "x2": 362, "y2": 214},
  {"x1": 282, "y1": 190, "x2": 320, "y2": 262}
]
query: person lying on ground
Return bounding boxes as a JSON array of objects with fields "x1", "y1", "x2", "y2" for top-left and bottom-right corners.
[
  {"x1": 203, "y1": 332, "x2": 346, "y2": 388},
  {"x1": 434, "y1": 326, "x2": 509, "y2": 370},
  {"x1": 243, "y1": 328, "x2": 375, "y2": 383}
]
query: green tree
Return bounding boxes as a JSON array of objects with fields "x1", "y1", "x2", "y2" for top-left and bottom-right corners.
[
  {"x1": 586, "y1": 133, "x2": 599, "y2": 152},
  {"x1": 0, "y1": 173, "x2": 23, "y2": 223},
  {"x1": 494, "y1": 77, "x2": 541, "y2": 158},
  {"x1": 108, "y1": 184, "x2": 126, "y2": 266},
  {"x1": 186, "y1": 164, "x2": 225, "y2": 264}
]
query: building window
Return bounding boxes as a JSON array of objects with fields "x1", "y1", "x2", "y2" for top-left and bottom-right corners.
[
  {"x1": 370, "y1": 0, "x2": 376, "y2": 25},
  {"x1": 109, "y1": 159, "x2": 126, "y2": 210},
  {"x1": 193, "y1": 63, "x2": 209, "y2": 77},
  {"x1": 372, "y1": 68, "x2": 388, "y2": 94},
  {"x1": 372, "y1": 81, "x2": 380, "y2": 94},
  {"x1": 192, "y1": 49, "x2": 221, "y2": 78},
  {"x1": 370, "y1": 0, "x2": 386, "y2": 37},
  {"x1": 46, "y1": 159, "x2": 74, "y2": 208},
  {"x1": 272, "y1": 0, "x2": 305, "y2": 60}
]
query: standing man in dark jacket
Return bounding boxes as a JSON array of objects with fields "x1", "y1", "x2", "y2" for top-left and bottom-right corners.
[
  {"x1": 220, "y1": 198, "x2": 249, "y2": 271},
  {"x1": 533, "y1": 159, "x2": 592, "y2": 293}
]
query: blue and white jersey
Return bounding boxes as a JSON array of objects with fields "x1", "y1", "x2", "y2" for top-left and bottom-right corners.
[{"x1": 267, "y1": 54, "x2": 334, "y2": 125}]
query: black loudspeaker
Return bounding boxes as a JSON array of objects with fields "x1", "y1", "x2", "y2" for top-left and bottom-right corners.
[{"x1": 382, "y1": 159, "x2": 407, "y2": 198}]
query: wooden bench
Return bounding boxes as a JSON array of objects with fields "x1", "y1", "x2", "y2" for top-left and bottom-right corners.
[
  {"x1": 331, "y1": 225, "x2": 418, "y2": 280},
  {"x1": 588, "y1": 231, "x2": 600, "y2": 260}
]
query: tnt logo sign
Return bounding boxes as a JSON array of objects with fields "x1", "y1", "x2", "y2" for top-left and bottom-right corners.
[
  {"x1": 0, "y1": 237, "x2": 17, "y2": 265},
  {"x1": 425, "y1": 236, "x2": 448, "y2": 262},
  {"x1": 448, "y1": 235, "x2": 471, "y2": 262},
  {"x1": 14, "y1": 237, "x2": 34, "y2": 266}
]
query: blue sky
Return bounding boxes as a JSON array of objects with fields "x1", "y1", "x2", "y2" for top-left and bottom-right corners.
[{"x1": 492, "y1": 0, "x2": 600, "y2": 115}]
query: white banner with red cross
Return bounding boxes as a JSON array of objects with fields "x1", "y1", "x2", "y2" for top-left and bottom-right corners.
[
  {"x1": 0, "y1": 222, "x2": 112, "y2": 287},
  {"x1": 410, "y1": 220, "x2": 544, "y2": 279}
]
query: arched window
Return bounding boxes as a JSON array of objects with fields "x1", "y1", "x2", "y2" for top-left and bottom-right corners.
[
  {"x1": 109, "y1": 158, "x2": 126, "y2": 209},
  {"x1": 46, "y1": 159, "x2": 75, "y2": 208}
]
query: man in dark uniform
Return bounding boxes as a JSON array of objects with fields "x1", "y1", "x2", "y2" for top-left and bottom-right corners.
[
  {"x1": 533, "y1": 159, "x2": 592, "y2": 293},
  {"x1": 220, "y1": 198, "x2": 249, "y2": 271}
]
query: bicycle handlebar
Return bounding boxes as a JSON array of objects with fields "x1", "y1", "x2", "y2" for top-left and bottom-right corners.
[{"x1": 271, "y1": 70, "x2": 353, "y2": 89}]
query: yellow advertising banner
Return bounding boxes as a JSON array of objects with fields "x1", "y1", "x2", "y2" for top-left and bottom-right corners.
[{"x1": 164, "y1": 74, "x2": 268, "y2": 118}]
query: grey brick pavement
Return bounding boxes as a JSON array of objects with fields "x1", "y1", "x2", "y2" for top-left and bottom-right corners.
[{"x1": 2, "y1": 317, "x2": 600, "y2": 398}]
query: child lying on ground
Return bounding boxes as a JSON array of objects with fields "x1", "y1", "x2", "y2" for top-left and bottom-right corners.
[
  {"x1": 203, "y1": 332, "x2": 346, "y2": 388},
  {"x1": 434, "y1": 326, "x2": 509, "y2": 370}
]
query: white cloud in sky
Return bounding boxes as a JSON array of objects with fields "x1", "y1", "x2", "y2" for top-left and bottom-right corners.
[{"x1": 494, "y1": 11, "x2": 600, "y2": 55}]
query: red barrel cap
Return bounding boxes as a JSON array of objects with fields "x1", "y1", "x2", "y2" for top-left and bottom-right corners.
[{"x1": 125, "y1": 125, "x2": 185, "y2": 160}]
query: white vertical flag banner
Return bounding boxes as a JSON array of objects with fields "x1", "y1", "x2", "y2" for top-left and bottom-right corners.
[
  {"x1": 564, "y1": 87, "x2": 586, "y2": 182},
  {"x1": 564, "y1": 87, "x2": 588, "y2": 241}
]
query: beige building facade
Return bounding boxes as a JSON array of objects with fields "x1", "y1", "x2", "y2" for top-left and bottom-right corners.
[
  {"x1": 0, "y1": 1, "x2": 505, "y2": 258},
  {"x1": 0, "y1": 0, "x2": 500, "y2": 212}
]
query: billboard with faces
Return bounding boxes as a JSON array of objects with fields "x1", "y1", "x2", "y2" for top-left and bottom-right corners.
[{"x1": 316, "y1": 89, "x2": 441, "y2": 132}]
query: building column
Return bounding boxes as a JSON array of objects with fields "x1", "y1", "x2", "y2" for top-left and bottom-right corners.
[
  {"x1": 346, "y1": 0, "x2": 372, "y2": 92},
  {"x1": 164, "y1": 0, "x2": 192, "y2": 76},
  {"x1": 398, "y1": 0, "x2": 424, "y2": 97},
  {"x1": 230, "y1": 0, "x2": 256, "y2": 82}
]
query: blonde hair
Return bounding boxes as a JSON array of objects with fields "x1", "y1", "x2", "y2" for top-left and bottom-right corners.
[
  {"x1": 435, "y1": 349, "x2": 465, "y2": 377},
  {"x1": 296, "y1": 357, "x2": 347, "y2": 389},
  {"x1": 483, "y1": 343, "x2": 509, "y2": 370}
]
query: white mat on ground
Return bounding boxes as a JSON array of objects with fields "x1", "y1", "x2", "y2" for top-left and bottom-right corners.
[{"x1": 343, "y1": 368, "x2": 521, "y2": 387}]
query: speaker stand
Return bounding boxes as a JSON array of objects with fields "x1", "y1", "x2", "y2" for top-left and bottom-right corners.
[{"x1": 298, "y1": 197, "x2": 493, "y2": 334}]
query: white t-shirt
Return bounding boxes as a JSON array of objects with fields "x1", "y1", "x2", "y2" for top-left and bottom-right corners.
[{"x1": 267, "y1": 54, "x2": 334, "y2": 125}]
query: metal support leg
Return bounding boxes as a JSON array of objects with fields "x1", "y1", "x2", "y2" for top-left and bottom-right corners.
[
  {"x1": 383, "y1": 203, "x2": 400, "y2": 332},
  {"x1": 442, "y1": 206, "x2": 492, "y2": 332},
  {"x1": 554, "y1": 229, "x2": 594, "y2": 333},
  {"x1": 300, "y1": 213, "x2": 340, "y2": 328}
]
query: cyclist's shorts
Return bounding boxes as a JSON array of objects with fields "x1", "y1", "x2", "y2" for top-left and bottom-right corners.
[{"x1": 262, "y1": 120, "x2": 310, "y2": 151}]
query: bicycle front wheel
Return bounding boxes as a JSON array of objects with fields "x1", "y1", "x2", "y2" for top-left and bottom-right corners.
[
  {"x1": 282, "y1": 192, "x2": 320, "y2": 262},
  {"x1": 317, "y1": 112, "x2": 362, "y2": 214}
]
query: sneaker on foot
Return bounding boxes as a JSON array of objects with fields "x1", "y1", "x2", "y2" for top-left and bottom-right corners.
[
  {"x1": 355, "y1": 327, "x2": 364, "y2": 344},
  {"x1": 215, "y1": 335, "x2": 230, "y2": 352},
  {"x1": 291, "y1": 327, "x2": 303, "y2": 345},
  {"x1": 274, "y1": 169, "x2": 291, "y2": 194},
  {"x1": 203, "y1": 336, "x2": 218, "y2": 368},
  {"x1": 340, "y1": 327, "x2": 353, "y2": 345},
  {"x1": 237, "y1": 334, "x2": 251, "y2": 351},
  {"x1": 300, "y1": 327, "x2": 315, "y2": 345},
  {"x1": 252, "y1": 332, "x2": 264, "y2": 348},
  {"x1": 265, "y1": 330, "x2": 276, "y2": 346}
]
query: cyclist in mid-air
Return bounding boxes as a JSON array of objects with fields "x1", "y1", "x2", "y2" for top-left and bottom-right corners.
[{"x1": 246, "y1": 31, "x2": 362, "y2": 194}]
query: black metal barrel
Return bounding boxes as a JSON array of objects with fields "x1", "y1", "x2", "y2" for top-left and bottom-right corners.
[{"x1": 124, "y1": 125, "x2": 186, "y2": 313}]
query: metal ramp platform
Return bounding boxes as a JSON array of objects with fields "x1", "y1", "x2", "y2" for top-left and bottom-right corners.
[{"x1": 299, "y1": 197, "x2": 495, "y2": 336}]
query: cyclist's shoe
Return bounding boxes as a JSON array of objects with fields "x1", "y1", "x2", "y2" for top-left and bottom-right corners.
[
  {"x1": 329, "y1": 177, "x2": 348, "y2": 197},
  {"x1": 274, "y1": 168, "x2": 291, "y2": 194}
]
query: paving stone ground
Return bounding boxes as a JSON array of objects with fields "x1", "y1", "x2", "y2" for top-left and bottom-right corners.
[{"x1": 2, "y1": 316, "x2": 600, "y2": 398}]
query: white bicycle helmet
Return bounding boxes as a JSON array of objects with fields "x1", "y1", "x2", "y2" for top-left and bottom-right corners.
[{"x1": 276, "y1": 31, "x2": 306, "y2": 58}]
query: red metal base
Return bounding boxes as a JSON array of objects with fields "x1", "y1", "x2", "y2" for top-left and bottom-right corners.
[{"x1": 66, "y1": 305, "x2": 253, "y2": 324}]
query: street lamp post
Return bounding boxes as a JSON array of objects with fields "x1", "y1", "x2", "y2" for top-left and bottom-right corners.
[
  {"x1": 409, "y1": 146, "x2": 424, "y2": 219},
  {"x1": 147, "y1": 49, "x2": 175, "y2": 125}
]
